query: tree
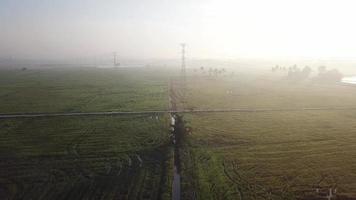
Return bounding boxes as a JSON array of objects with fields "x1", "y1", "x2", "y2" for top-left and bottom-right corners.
[
  {"x1": 318, "y1": 66, "x2": 327, "y2": 75},
  {"x1": 301, "y1": 66, "x2": 312, "y2": 79},
  {"x1": 209, "y1": 68, "x2": 213, "y2": 76},
  {"x1": 317, "y1": 68, "x2": 343, "y2": 83}
]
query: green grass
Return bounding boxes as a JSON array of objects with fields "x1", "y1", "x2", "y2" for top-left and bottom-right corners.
[
  {"x1": 185, "y1": 111, "x2": 356, "y2": 198},
  {"x1": 186, "y1": 73, "x2": 356, "y2": 110},
  {"x1": 0, "y1": 67, "x2": 173, "y2": 200},
  {"x1": 3, "y1": 67, "x2": 356, "y2": 199},
  {"x1": 0, "y1": 115, "x2": 172, "y2": 199},
  {"x1": 0, "y1": 67, "x2": 170, "y2": 113},
  {"x1": 181, "y1": 73, "x2": 356, "y2": 199},
  {"x1": 0, "y1": 115, "x2": 169, "y2": 156}
]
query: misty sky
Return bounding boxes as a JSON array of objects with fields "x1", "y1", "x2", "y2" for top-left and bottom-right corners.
[{"x1": 1, "y1": 0, "x2": 356, "y2": 60}]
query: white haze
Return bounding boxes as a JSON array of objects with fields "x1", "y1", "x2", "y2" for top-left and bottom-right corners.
[{"x1": 1, "y1": 0, "x2": 356, "y2": 61}]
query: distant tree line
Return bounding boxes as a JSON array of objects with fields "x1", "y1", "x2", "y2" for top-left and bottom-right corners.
[
  {"x1": 287, "y1": 65, "x2": 312, "y2": 81},
  {"x1": 316, "y1": 66, "x2": 343, "y2": 83},
  {"x1": 272, "y1": 65, "x2": 287, "y2": 72},
  {"x1": 193, "y1": 66, "x2": 234, "y2": 77},
  {"x1": 272, "y1": 64, "x2": 343, "y2": 83}
]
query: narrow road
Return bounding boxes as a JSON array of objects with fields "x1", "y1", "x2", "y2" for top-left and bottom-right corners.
[{"x1": 1, "y1": 107, "x2": 356, "y2": 119}]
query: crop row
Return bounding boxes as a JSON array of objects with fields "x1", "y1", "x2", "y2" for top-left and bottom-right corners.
[{"x1": 0, "y1": 115, "x2": 171, "y2": 200}]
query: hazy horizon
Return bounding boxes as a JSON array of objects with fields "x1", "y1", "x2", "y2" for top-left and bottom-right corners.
[{"x1": 1, "y1": 0, "x2": 356, "y2": 60}]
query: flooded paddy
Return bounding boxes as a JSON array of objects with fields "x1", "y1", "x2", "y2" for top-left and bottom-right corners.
[{"x1": 341, "y1": 76, "x2": 356, "y2": 85}]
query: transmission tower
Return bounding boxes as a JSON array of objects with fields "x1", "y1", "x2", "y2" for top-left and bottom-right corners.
[
  {"x1": 180, "y1": 43, "x2": 186, "y2": 106},
  {"x1": 113, "y1": 52, "x2": 120, "y2": 67},
  {"x1": 181, "y1": 43, "x2": 186, "y2": 80}
]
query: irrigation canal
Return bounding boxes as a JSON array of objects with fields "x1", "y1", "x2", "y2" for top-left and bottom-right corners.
[{"x1": 171, "y1": 114, "x2": 182, "y2": 200}]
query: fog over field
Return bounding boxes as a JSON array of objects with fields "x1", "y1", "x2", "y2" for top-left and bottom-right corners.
[{"x1": 2, "y1": 0, "x2": 356, "y2": 200}]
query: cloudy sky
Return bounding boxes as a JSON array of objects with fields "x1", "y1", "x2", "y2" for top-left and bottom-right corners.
[{"x1": 1, "y1": 0, "x2": 356, "y2": 60}]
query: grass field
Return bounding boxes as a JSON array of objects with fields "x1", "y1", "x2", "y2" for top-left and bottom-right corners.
[
  {"x1": 181, "y1": 72, "x2": 356, "y2": 199},
  {"x1": 0, "y1": 67, "x2": 173, "y2": 200},
  {"x1": 2, "y1": 66, "x2": 356, "y2": 199},
  {"x1": 0, "y1": 115, "x2": 172, "y2": 199},
  {"x1": 185, "y1": 73, "x2": 356, "y2": 110},
  {"x1": 0, "y1": 67, "x2": 170, "y2": 113}
]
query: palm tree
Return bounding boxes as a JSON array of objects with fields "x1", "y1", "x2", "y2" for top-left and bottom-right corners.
[{"x1": 209, "y1": 68, "x2": 213, "y2": 76}]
